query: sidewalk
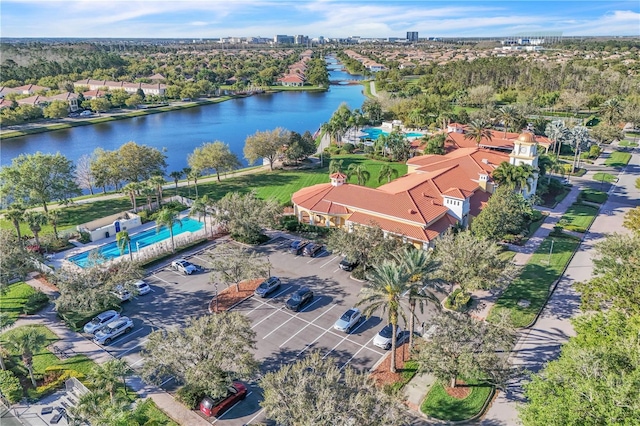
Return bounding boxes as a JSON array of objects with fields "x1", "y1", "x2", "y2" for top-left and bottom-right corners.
[{"x1": 8, "y1": 276, "x2": 210, "y2": 426}]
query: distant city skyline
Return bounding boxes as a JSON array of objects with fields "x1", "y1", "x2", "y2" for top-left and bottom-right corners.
[{"x1": 1, "y1": 0, "x2": 639, "y2": 39}]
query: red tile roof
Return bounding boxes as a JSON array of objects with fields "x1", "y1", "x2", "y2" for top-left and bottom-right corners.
[{"x1": 447, "y1": 130, "x2": 551, "y2": 151}]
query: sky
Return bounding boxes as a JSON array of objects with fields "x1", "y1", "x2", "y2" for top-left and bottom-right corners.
[{"x1": 1, "y1": 0, "x2": 639, "y2": 39}]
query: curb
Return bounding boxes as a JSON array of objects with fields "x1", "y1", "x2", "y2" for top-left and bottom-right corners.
[{"x1": 208, "y1": 293, "x2": 254, "y2": 314}]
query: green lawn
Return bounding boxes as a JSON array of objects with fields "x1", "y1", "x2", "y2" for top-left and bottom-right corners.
[
  {"x1": 386, "y1": 359, "x2": 419, "y2": 394},
  {"x1": 176, "y1": 154, "x2": 408, "y2": 205},
  {"x1": 134, "y1": 399, "x2": 179, "y2": 426},
  {"x1": 604, "y1": 151, "x2": 632, "y2": 168},
  {"x1": 593, "y1": 172, "x2": 616, "y2": 184},
  {"x1": 579, "y1": 189, "x2": 608, "y2": 204},
  {"x1": 488, "y1": 235, "x2": 580, "y2": 327},
  {"x1": 1, "y1": 282, "x2": 37, "y2": 324},
  {"x1": 558, "y1": 203, "x2": 599, "y2": 233},
  {"x1": 619, "y1": 140, "x2": 638, "y2": 147},
  {"x1": 421, "y1": 379, "x2": 493, "y2": 421}
]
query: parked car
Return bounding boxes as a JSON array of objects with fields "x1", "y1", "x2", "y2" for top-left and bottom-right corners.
[
  {"x1": 112, "y1": 285, "x2": 132, "y2": 302},
  {"x1": 254, "y1": 277, "x2": 281, "y2": 298},
  {"x1": 289, "y1": 240, "x2": 309, "y2": 255},
  {"x1": 373, "y1": 324, "x2": 403, "y2": 350},
  {"x1": 83, "y1": 310, "x2": 120, "y2": 334},
  {"x1": 333, "y1": 308, "x2": 362, "y2": 333},
  {"x1": 339, "y1": 258, "x2": 358, "y2": 272},
  {"x1": 171, "y1": 259, "x2": 197, "y2": 275},
  {"x1": 133, "y1": 280, "x2": 151, "y2": 295},
  {"x1": 93, "y1": 316, "x2": 134, "y2": 345},
  {"x1": 79, "y1": 110, "x2": 93, "y2": 117},
  {"x1": 303, "y1": 243, "x2": 323, "y2": 257},
  {"x1": 285, "y1": 287, "x2": 314, "y2": 312},
  {"x1": 199, "y1": 381, "x2": 247, "y2": 417}
]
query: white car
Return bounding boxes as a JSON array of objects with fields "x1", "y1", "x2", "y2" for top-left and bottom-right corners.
[
  {"x1": 83, "y1": 310, "x2": 120, "y2": 334},
  {"x1": 171, "y1": 259, "x2": 197, "y2": 275},
  {"x1": 373, "y1": 324, "x2": 403, "y2": 350},
  {"x1": 79, "y1": 110, "x2": 93, "y2": 117},
  {"x1": 333, "y1": 308, "x2": 362, "y2": 333},
  {"x1": 93, "y1": 316, "x2": 134, "y2": 345},
  {"x1": 133, "y1": 280, "x2": 151, "y2": 295},
  {"x1": 112, "y1": 285, "x2": 132, "y2": 302}
]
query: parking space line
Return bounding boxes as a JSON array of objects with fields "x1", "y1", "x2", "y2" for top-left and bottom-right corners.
[
  {"x1": 279, "y1": 304, "x2": 338, "y2": 348},
  {"x1": 151, "y1": 275, "x2": 173, "y2": 285},
  {"x1": 244, "y1": 408, "x2": 265, "y2": 426},
  {"x1": 159, "y1": 376, "x2": 174, "y2": 387},
  {"x1": 320, "y1": 255, "x2": 340, "y2": 268},
  {"x1": 105, "y1": 328, "x2": 145, "y2": 347},
  {"x1": 296, "y1": 324, "x2": 335, "y2": 357},
  {"x1": 262, "y1": 297, "x2": 323, "y2": 340},
  {"x1": 323, "y1": 318, "x2": 370, "y2": 359},
  {"x1": 339, "y1": 335, "x2": 378, "y2": 371},
  {"x1": 251, "y1": 306, "x2": 284, "y2": 329},
  {"x1": 130, "y1": 358, "x2": 145, "y2": 367},
  {"x1": 192, "y1": 255, "x2": 212, "y2": 265},
  {"x1": 117, "y1": 339, "x2": 148, "y2": 358}
]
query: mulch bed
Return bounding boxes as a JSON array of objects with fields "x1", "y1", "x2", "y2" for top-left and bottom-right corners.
[
  {"x1": 370, "y1": 341, "x2": 411, "y2": 387},
  {"x1": 35, "y1": 274, "x2": 60, "y2": 292},
  {"x1": 445, "y1": 380, "x2": 471, "y2": 399},
  {"x1": 208, "y1": 278, "x2": 263, "y2": 313}
]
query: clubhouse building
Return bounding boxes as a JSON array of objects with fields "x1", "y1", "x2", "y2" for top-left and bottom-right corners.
[{"x1": 291, "y1": 131, "x2": 542, "y2": 248}]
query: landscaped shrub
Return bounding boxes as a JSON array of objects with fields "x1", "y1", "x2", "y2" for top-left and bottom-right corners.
[
  {"x1": 23, "y1": 290, "x2": 50, "y2": 314},
  {"x1": 279, "y1": 216, "x2": 299, "y2": 232},
  {"x1": 176, "y1": 384, "x2": 206, "y2": 409},
  {"x1": 0, "y1": 370, "x2": 23, "y2": 403},
  {"x1": 78, "y1": 231, "x2": 91, "y2": 244},
  {"x1": 444, "y1": 288, "x2": 472, "y2": 312},
  {"x1": 342, "y1": 143, "x2": 355, "y2": 153},
  {"x1": 232, "y1": 232, "x2": 270, "y2": 245},
  {"x1": 31, "y1": 366, "x2": 85, "y2": 400}
]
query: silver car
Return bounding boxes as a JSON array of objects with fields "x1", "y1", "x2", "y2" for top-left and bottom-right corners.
[
  {"x1": 333, "y1": 308, "x2": 362, "y2": 333},
  {"x1": 171, "y1": 259, "x2": 197, "y2": 275},
  {"x1": 83, "y1": 310, "x2": 120, "y2": 334},
  {"x1": 93, "y1": 316, "x2": 134, "y2": 345}
]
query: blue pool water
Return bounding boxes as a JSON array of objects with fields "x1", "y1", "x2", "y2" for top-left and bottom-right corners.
[
  {"x1": 69, "y1": 217, "x2": 203, "y2": 267},
  {"x1": 361, "y1": 128, "x2": 424, "y2": 140}
]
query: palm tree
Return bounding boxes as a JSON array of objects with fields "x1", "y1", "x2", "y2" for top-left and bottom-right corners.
[
  {"x1": 7, "y1": 326, "x2": 48, "y2": 387},
  {"x1": 23, "y1": 211, "x2": 47, "y2": 246},
  {"x1": 182, "y1": 167, "x2": 192, "y2": 197},
  {"x1": 346, "y1": 163, "x2": 371, "y2": 186},
  {"x1": 357, "y1": 261, "x2": 409, "y2": 373},
  {"x1": 189, "y1": 195, "x2": 210, "y2": 237},
  {"x1": 47, "y1": 209, "x2": 63, "y2": 240},
  {"x1": 5, "y1": 203, "x2": 25, "y2": 243},
  {"x1": 492, "y1": 162, "x2": 534, "y2": 193},
  {"x1": 169, "y1": 170, "x2": 183, "y2": 194},
  {"x1": 116, "y1": 230, "x2": 133, "y2": 261},
  {"x1": 155, "y1": 208, "x2": 181, "y2": 252},
  {"x1": 147, "y1": 175, "x2": 166, "y2": 207},
  {"x1": 188, "y1": 170, "x2": 201, "y2": 198},
  {"x1": 122, "y1": 182, "x2": 141, "y2": 211},
  {"x1": 140, "y1": 183, "x2": 155, "y2": 211},
  {"x1": 378, "y1": 164, "x2": 399, "y2": 184},
  {"x1": 569, "y1": 126, "x2": 591, "y2": 173},
  {"x1": 545, "y1": 120, "x2": 569, "y2": 157},
  {"x1": 599, "y1": 98, "x2": 624, "y2": 126},
  {"x1": 393, "y1": 248, "x2": 442, "y2": 351},
  {"x1": 498, "y1": 105, "x2": 520, "y2": 137},
  {"x1": 329, "y1": 159, "x2": 344, "y2": 174},
  {"x1": 91, "y1": 359, "x2": 131, "y2": 404},
  {"x1": 464, "y1": 119, "x2": 493, "y2": 147}
]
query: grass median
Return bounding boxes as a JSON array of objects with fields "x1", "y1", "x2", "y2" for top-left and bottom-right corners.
[
  {"x1": 604, "y1": 151, "x2": 631, "y2": 168},
  {"x1": 421, "y1": 378, "x2": 493, "y2": 421},
  {"x1": 488, "y1": 234, "x2": 580, "y2": 328},
  {"x1": 558, "y1": 202, "x2": 599, "y2": 233},
  {"x1": 0, "y1": 282, "x2": 38, "y2": 324}
]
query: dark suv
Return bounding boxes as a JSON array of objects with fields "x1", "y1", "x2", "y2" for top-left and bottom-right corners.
[
  {"x1": 286, "y1": 287, "x2": 314, "y2": 312},
  {"x1": 303, "y1": 243, "x2": 323, "y2": 257},
  {"x1": 289, "y1": 240, "x2": 309, "y2": 255},
  {"x1": 339, "y1": 258, "x2": 358, "y2": 271}
]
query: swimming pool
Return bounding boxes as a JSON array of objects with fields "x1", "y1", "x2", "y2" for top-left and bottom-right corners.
[
  {"x1": 68, "y1": 217, "x2": 204, "y2": 268},
  {"x1": 361, "y1": 128, "x2": 424, "y2": 140}
]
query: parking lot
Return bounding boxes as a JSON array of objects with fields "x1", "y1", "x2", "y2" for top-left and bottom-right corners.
[{"x1": 84, "y1": 235, "x2": 421, "y2": 425}]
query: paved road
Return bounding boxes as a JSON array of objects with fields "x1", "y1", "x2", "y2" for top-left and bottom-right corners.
[{"x1": 481, "y1": 148, "x2": 639, "y2": 425}]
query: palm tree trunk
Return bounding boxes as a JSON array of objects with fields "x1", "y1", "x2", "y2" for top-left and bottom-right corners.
[
  {"x1": 0, "y1": 354, "x2": 6, "y2": 370},
  {"x1": 450, "y1": 376, "x2": 457, "y2": 388},
  {"x1": 128, "y1": 241, "x2": 133, "y2": 262},
  {"x1": 27, "y1": 363, "x2": 37, "y2": 387},
  {"x1": 409, "y1": 300, "x2": 416, "y2": 351},
  {"x1": 390, "y1": 322, "x2": 398, "y2": 374},
  {"x1": 34, "y1": 232, "x2": 40, "y2": 246},
  {"x1": 170, "y1": 230, "x2": 175, "y2": 252}
]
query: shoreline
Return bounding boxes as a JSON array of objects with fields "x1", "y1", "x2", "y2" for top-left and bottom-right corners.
[{"x1": 0, "y1": 86, "x2": 330, "y2": 140}]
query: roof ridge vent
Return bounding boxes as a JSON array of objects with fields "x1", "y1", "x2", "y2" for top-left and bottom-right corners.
[{"x1": 481, "y1": 158, "x2": 489, "y2": 164}]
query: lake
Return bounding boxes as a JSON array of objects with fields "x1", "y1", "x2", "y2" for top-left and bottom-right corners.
[{"x1": 0, "y1": 57, "x2": 366, "y2": 174}]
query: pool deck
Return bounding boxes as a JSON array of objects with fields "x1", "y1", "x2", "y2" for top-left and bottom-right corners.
[{"x1": 50, "y1": 211, "x2": 208, "y2": 270}]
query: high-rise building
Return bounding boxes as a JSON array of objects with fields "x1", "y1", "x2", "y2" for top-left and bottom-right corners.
[{"x1": 406, "y1": 31, "x2": 419, "y2": 42}]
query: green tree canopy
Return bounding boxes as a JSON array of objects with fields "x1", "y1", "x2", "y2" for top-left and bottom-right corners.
[
  {"x1": 211, "y1": 191, "x2": 281, "y2": 243},
  {"x1": 0, "y1": 229, "x2": 38, "y2": 290},
  {"x1": 243, "y1": 127, "x2": 290, "y2": 171},
  {"x1": 0, "y1": 152, "x2": 80, "y2": 212},
  {"x1": 471, "y1": 185, "x2": 533, "y2": 241},
  {"x1": 520, "y1": 310, "x2": 640, "y2": 425},
  {"x1": 141, "y1": 313, "x2": 258, "y2": 399},
  {"x1": 188, "y1": 141, "x2": 241, "y2": 181},
  {"x1": 43, "y1": 100, "x2": 70, "y2": 118},
  {"x1": 575, "y1": 233, "x2": 640, "y2": 316},
  {"x1": 260, "y1": 352, "x2": 403, "y2": 426}
]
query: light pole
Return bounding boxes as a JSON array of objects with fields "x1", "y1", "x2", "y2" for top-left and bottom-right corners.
[
  {"x1": 214, "y1": 282, "x2": 219, "y2": 313},
  {"x1": 267, "y1": 256, "x2": 271, "y2": 277},
  {"x1": 548, "y1": 239, "x2": 554, "y2": 265},
  {"x1": 136, "y1": 241, "x2": 140, "y2": 260}
]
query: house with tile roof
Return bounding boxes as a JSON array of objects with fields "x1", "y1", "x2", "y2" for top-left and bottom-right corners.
[{"x1": 291, "y1": 131, "x2": 541, "y2": 248}]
